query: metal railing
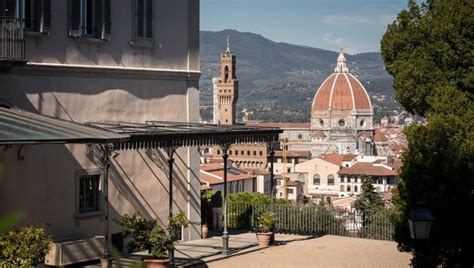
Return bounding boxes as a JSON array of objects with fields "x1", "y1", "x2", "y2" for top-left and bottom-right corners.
[
  {"x1": 227, "y1": 202, "x2": 395, "y2": 241},
  {"x1": 0, "y1": 17, "x2": 25, "y2": 61}
]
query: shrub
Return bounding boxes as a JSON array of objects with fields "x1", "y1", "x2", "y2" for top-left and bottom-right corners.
[
  {"x1": 116, "y1": 212, "x2": 189, "y2": 259},
  {"x1": 0, "y1": 226, "x2": 52, "y2": 266},
  {"x1": 255, "y1": 211, "x2": 275, "y2": 233}
]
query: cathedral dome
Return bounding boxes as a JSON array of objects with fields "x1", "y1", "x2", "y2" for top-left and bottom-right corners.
[{"x1": 312, "y1": 50, "x2": 372, "y2": 111}]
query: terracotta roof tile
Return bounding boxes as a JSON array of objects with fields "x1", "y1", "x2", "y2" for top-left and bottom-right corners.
[
  {"x1": 312, "y1": 73, "x2": 372, "y2": 111},
  {"x1": 338, "y1": 162, "x2": 397, "y2": 176},
  {"x1": 318, "y1": 153, "x2": 343, "y2": 166}
]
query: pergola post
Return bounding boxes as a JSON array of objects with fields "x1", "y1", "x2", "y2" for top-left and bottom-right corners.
[
  {"x1": 99, "y1": 144, "x2": 111, "y2": 267},
  {"x1": 166, "y1": 146, "x2": 176, "y2": 265},
  {"x1": 221, "y1": 142, "x2": 230, "y2": 255}
]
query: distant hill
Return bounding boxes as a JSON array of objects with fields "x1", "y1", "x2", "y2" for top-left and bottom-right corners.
[{"x1": 200, "y1": 29, "x2": 397, "y2": 122}]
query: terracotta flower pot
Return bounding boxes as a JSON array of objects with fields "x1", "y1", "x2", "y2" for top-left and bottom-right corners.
[
  {"x1": 143, "y1": 258, "x2": 170, "y2": 268},
  {"x1": 201, "y1": 223, "x2": 209, "y2": 239},
  {"x1": 256, "y1": 232, "x2": 272, "y2": 247}
]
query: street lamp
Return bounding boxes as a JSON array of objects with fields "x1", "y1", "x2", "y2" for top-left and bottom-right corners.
[{"x1": 408, "y1": 202, "x2": 434, "y2": 240}]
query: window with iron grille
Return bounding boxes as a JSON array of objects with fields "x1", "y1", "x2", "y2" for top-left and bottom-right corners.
[
  {"x1": 135, "y1": 0, "x2": 152, "y2": 39},
  {"x1": 78, "y1": 174, "x2": 100, "y2": 213},
  {"x1": 69, "y1": 0, "x2": 111, "y2": 39}
]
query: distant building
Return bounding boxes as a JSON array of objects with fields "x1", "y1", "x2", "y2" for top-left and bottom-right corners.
[
  {"x1": 247, "y1": 50, "x2": 376, "y2": 157},
  {"x1": 200, "y1": 163, "x2": 270, "y2": 194},
  {"x1": 294, "y1": 153, "x2": 398, "y2": 203},
  {"x1": 214, "y1": 37, "x2": 238, "y2": 125}
]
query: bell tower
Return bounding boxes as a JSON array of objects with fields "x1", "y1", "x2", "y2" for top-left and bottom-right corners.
[{"x1": 216, "y1": 36, "x2": 238, "y2": 125}]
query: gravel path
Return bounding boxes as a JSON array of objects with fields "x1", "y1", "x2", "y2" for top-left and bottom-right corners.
[{"x1": 204, "y1": 235, "x2": 412, "y2": 268}]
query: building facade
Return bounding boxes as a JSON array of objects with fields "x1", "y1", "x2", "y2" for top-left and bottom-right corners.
[{"x1": 0, "y1": 0, "x2": 201, "y2": 245}]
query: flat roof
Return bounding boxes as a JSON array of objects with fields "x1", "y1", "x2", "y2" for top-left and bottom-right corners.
[{"x1": 0, "y1": 107, "x2": 128, "y2": 145}]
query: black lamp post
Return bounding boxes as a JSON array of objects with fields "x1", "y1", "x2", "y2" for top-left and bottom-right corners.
[{"x1": 408, "y1": 202, "x2": 434, "y2": 267}]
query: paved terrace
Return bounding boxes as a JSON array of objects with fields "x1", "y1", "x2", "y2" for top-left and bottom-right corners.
[{"x1": 87, "y1": 231, "x2": 411, "y2": 267}]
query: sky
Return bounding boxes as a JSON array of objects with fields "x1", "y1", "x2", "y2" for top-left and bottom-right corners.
[{"x1": 201, "y1": 0, "x2": 410, "y2": 54}]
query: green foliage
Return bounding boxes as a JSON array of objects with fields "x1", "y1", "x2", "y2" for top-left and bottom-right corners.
[
  {"x1": 255, "y1": 211, "x2": 275, "y2": 233},
  {"x1": 148, "y1": 225, "x2": 174, "y2": 260},
  {"x1": 0, "y1": 226, "x2": 52, "y2": 266},
  {"x1": 228, "y1": 192, "x2": 288, "y2": 204},
  {"x1": 354, "y1": 176, "x2": 384, "y2": 216},
  {"x1": 381, "y1": 0, "x2": 474, "y2": 266},
  {"x1": 381, "y1": 0, "x2": 473, "y2": 116},
  {"x1": 115, "y1": 213, "x2": 156, "y2": 254},
  {"x1": 116, "y1": 212, "x2": 189, "y2": 260}
]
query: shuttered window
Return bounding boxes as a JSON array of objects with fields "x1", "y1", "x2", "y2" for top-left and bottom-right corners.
[
  {"x1": 23, "y1": 0, "x2": 51, "y2": 33},
  {"x1": 0, "y1": 0, "x2": 50, "y2": 33},
  {"x1": 135, "y1": 0, "x2": 152, "y2": 39},
  {"x1": 69, "y1": 0, "x2": 111, "y2": 39}
]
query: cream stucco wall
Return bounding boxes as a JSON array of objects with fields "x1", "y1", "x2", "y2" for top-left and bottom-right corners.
[
  {"x1": 295, "y1": 158, "x2": 340, "y2": 197},
  {"x1": 0, "y1": 0, "x2": 201, "y2": 243}
]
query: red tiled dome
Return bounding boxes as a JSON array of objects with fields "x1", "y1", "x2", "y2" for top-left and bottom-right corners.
[{"x1": 312, "y1": 51, "x2": 372, "y2": 111}]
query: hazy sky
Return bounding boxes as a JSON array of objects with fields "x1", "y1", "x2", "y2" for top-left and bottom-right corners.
[{"x1": 201, "y1": 0, "x2": 410, "y2": 54}]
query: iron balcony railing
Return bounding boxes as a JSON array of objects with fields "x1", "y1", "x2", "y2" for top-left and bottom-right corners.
[{"x1": 0, "y1": 17, "x2": 25, "y2": 62}]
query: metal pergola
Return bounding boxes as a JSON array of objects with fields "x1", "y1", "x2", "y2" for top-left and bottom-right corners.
[
  {"x1": 1, "y1": 107, "x2": 282, "y2": 263},
  {"x1": 88, "y1": 120, "x2": 282, "y2": 261}
]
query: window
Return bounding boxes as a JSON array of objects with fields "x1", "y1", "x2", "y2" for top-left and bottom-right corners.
[
  {"x1": 327, "y1": 174, "x2": 334, "y2": 185},
  {"x1": 354, "y1": 185, "x2": 358, "y2": 192},
  {"x1": 287, "y1": 167, "x2": 291, "y2": 173},
  {"x1": 0, "y1": 0, "x2": 51, "y2": 33},
  {"x1": 259, "y1": 151, "x2": 263, "y2": 156},
  {"x1": 235, "y1": 150, "x2": 238, "y2": 156},
  {"x1": 224, "y1": 66, "x2": 229, "y2": 82},
  {"x1": 247, "y1": 150, "x2": 250, "y2": 156},
  {"x1": 229, "y1": 150, "x2": 232, "y2": 155},
  {"x1": 69, "y1": 0, "x2": 111, "y2": 39},
  {"x1": 340, "y1": 177, "x2": 344, "y2": 183},
  {"x1": 241, "y1": 150, "x2": 244, "y2": 155},
  {"x1": 340, "y1": 185, "x2": 344, "y2": 192},
  {"x1": 253, "y1": 151, "x2": 256, "y2": 156},
  {"x1": 216, "y1": 149, "x2": 220, "y2": 155},
  {"x1": 338, "y1": 119, "x2": 345, "y2": 127},
  {"x1": 287, "y1": 188, "x2": 294, "y2": 194},
  {"x1": 135, "y1": 0, "x2": 152, "y2": 39},
  {"x1": 313, "y1": 174, "x2": 320, "y2": 185},
  {"x1": 347, "y1": 185, "x2": 351, "y2": 192},
  {"x1": 78, "y1": 173, "x2": 100, "y2": 213},
  {"x1": 298, "y1": 174, "x2": 305, "y2": 182}
]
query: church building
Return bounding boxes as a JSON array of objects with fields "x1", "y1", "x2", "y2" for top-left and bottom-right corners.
[{"x1": 310, "y1": 50, "x2": 375, "y2": 156}]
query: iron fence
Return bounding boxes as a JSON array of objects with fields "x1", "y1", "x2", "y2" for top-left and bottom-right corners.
[
  {"x1": 227, "y1": 202, "x2": 395, "y2": 241},
  {"x1": 0, "y1": 17, "x2": 25, "y2": 61}
]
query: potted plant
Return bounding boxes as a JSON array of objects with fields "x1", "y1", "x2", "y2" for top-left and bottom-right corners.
[
  {"x1": 255, "y1": 211, "x2": 275, "y2": 247},
  {"x1": 116, "y1": 212, "x2": 189, "y2": 268}
]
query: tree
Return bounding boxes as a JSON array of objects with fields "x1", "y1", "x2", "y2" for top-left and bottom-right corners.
[
  {"x1": 354, "y1": 175, "x2": 384, "y2": 226},
  {"x1": 381, "y1": 0, "x2": 474, "y2": 266}
]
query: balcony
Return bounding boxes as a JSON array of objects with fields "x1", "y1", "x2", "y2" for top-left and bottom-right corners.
[{"x1": 0, "y1": 17, "x2": 26, "y2": 67}]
